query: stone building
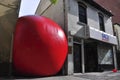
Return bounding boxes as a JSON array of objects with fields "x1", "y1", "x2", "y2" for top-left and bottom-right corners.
[
  {"x1": 36, "y1": 0, "x2": 117, "y2": 75},
  {"x1": 94, "y1": 0, "x2": 120, "y2": 70},
  {"x1": 0, "y1": 0, "x2": 118, "y2": 77}
]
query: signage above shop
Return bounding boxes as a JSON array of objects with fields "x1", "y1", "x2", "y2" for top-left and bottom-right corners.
[
  {"x1": 89, "y1": 27, "x2": 117, "y2": 45},
  {"x1": 102, "y1": 33, "x2": 109, "y2": 42}
]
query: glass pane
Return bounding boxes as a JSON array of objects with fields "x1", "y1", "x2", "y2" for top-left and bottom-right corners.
[
  {"x1": 98, "y1": 46, "x2": 113, "y2": 65},
  {"x1": 78, "y1": 5, "x2": 87, "y2": 24}
]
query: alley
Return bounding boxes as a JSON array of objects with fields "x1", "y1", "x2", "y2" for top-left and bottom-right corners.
[{"x1": 1, "y1": 71, "x2": 120, "y2": 80}]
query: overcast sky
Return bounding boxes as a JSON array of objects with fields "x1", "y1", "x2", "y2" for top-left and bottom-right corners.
[{"x1": 19, "y1": 0, "x2": 41, "y2": 17}]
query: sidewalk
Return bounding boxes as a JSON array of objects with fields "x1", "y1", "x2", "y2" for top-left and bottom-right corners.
[
  {"x1": 1, "y1": 71, "x2": 120, "y2": 80},
  {"x1": 1, "y1": 76, "x2": 90, "y2": 80},
  {"x1": 74, "y1": 71, "x2": 120, "y2": 80}
]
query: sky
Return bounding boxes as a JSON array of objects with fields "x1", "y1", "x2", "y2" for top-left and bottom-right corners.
[{"x1": 19, "y1": 0, "x2": 41, "y2": 17}]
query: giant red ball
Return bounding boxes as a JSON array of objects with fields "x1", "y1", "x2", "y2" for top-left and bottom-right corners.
[{"x1": 13, "y1": 15, "x2": 68, "y2": 76}]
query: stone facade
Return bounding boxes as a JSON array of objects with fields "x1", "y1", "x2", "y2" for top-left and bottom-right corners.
[
  {"x1": 0, "y1": 0, "x2": 20, "y2": 76},
  {"x1": 37, "y1": 0, "x2": 117, "y2": 75}
]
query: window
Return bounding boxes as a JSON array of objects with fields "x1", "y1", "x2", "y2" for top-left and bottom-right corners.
[
  {"x1": 78, "y1": 3, "x2": 87, "y2": 24},
  {"x1": 98, "y1": 45, "x2": 113, "y2": 65},
  {"x1": 99, "y1": 13, "x2": 105, "y2": 32}
]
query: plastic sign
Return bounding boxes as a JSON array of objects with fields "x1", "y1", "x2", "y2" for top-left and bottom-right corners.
[{"x1": 102, "y1": 33, "x2": 109, "y2": 41}]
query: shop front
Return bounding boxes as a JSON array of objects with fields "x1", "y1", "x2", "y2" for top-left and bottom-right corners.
[
  {"x1": 68, "y1": 26, "x2": 118, "y2": 74},
  {"x1": 97, "y1": 43, "x2": 114, "y2": 71}
]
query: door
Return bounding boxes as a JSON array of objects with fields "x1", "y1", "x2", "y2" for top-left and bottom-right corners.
[
  {"x1": 84, "y1": 43, "x2": 98, "y2": 72},
  {"x1": 73, "y1": 43, "x2": 82, "y2": 73}
]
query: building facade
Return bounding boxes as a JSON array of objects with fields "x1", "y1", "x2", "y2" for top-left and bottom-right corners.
[
  {"x1": 0, "y1": 0, "x2": 118, "y2": 77},
  {"x1": 94, "y1": 0, "x2": 120, "y2": 24},
  {"x1": 0, "y1": 0, "x2": 20, "y2": 76},
  {"x1": 114, "y1": 24, "x2": 120, "y2": 69},
  {"x1": 94, "y1": 0, "x2": 120, "y2": 70},
  {"x1": 36, "y1": 0, "x2": 117, "y2": 75}
]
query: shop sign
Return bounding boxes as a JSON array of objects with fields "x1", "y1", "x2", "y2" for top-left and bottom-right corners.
[{"x1": 102, "y1": 33, "x2": 109, "y2": 42}]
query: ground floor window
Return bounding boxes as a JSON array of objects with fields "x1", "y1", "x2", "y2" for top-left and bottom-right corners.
[
  {"x1": 98, "y1": 44, "x2": 113, "y2": 65},
  {"x1": 97, "y1": 43, "x2": 114, "y2": 71}
]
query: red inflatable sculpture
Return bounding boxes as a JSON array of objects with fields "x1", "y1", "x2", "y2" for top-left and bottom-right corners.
[{"x1": 13, "y1": 15, "x2": 68, "y2": 76}]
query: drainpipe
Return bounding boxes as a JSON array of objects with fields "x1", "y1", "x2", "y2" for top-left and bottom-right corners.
[{"x1": 113, "y1": 46, "x2": 118, "y2": 70}]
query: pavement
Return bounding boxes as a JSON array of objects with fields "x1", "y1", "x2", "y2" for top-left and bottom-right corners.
[
  {"x1": 1, "y1": 71, "x2": 120, "y2": 80},
  {"x1": 74, "y1": 71, "x2": 120, "y2": 80}
]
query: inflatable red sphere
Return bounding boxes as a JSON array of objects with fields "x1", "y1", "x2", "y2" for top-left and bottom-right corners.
[{"x1": 13, "y1": 15, "x2": 68, "y2": 76}]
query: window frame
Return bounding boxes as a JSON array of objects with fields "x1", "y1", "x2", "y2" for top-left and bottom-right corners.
[
  {"x1": 78, "y1": 2, "x2": 87, "y2": 24},
  {"x1": 98, "y1": 13, "x2": 105, "y2": 32}
]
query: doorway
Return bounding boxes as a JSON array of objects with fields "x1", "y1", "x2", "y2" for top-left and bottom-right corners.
[
  {"x1": 84, "y1": 43, "x2": 98, "y2": 72},
  {"x1": 73, "y1": 43, "x2": 82, "y2": 73}
]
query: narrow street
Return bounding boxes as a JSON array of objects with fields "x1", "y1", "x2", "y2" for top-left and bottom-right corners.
[
  {"x1": 74, "y1": 71, "x2": 120, "y2": 80},
  {"x1": 1, "y1": 71, "x2": 120, "y2": 80}
]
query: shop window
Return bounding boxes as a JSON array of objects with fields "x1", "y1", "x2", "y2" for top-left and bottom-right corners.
[{"x1": 98, "y1": 45, "x2": 113, "y2": 65}]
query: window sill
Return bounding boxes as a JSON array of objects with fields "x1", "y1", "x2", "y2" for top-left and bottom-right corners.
[{"x1": 77, "y1": 22, "x2": 87, "y2": 26}]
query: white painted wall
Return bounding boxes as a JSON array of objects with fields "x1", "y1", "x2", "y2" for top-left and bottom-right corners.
[
  {"x1": 104, "y1": 17, "x2": 113, "y2": 35},
  {"x1": 68, "y1": 0, "x2": 79, "y2": 35},
  {"x1": 114, "y1": 24, "x2": 120, "y2": 51},
  {"x1": 68, "y1": 0, "x2": 114, "y2": 36},
  {"x1": 36, "y1": 0, "x2": 65, "y2": 30},
  {"x1": 87, "y1": 6, "x2": 99, "y2": 29},
  {"x1": 37, "y1": 0, "x2": 114, "y2": 38},
  {"x1": 68, "y1": 36, "x2": 74, "y2": 75},
  {"x1": 36, "y1": 0, "x2": 115, "y2": 75},
  {"x1": 68, "y1": 0, "x2": 87, "y2": 38}
]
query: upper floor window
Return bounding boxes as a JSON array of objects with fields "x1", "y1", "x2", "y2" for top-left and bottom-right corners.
[
  {"x1": 78, "y1": 3, "x2": 87, "y2": 24},
  {"x1": 99, "y1": 13, "x2": 105, "y2": 32}
]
